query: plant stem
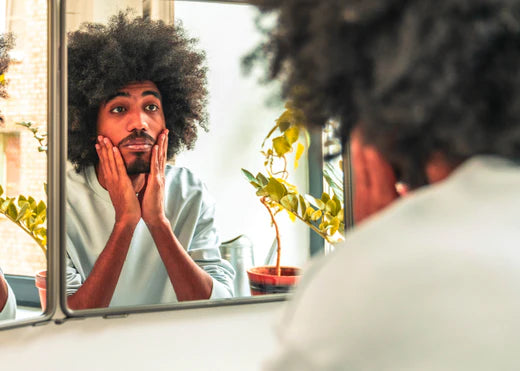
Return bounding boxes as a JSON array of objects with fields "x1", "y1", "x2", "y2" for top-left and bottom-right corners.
[{"x1": 261, "y1": 196, "x2": 281, "y2": 276}]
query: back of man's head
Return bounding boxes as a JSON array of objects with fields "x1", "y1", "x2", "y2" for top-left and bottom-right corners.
[
  {"x1": 68, "y1": 12, "x2": 208, "y2": 172},
  {"x1": 250, "y1": 0, "x2": 520, "y2": 186}
]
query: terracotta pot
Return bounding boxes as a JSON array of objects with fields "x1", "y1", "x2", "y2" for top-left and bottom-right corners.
[
  {"x1": 34, "y1": 270, "x2": 46, "y2": 311},
  {"x1": 247, "y1": 266, "x2": 301, "y2": 295}
]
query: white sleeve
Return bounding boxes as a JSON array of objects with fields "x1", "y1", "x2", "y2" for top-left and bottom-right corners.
[
  {"x1": 65, "y1": 236, "x2": 83, "y2": 296},
  {"x1": 187, "y1": 198, "x2": 235, "y2": 299}
]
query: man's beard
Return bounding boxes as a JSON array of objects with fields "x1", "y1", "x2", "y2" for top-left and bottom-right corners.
[
  {"x1": 118, "y1": 130, "x2": 155, "y2": 175},
  {"x1": 125, "y1": 153, "x2": 150, "y2": 175}
]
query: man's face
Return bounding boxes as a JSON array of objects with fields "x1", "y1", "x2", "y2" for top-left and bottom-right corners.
[{"x1": 97, "y1": 81, "x2": 166, "y2": 175}]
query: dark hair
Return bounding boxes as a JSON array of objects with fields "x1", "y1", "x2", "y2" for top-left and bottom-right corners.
[
  {"x1": 68, "y1": 12, "x2": 208, "y2": 172},
  {"x1": 248, "y1": 0, "x2": 520, "y2": 187}
]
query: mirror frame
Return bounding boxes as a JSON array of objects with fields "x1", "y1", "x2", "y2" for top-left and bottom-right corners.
[
  {"x1": 0, "y1": 0, "x2": 60, "y2": 331},
  {"x1": 58, "y1": 0, "x2": 292, "y2": 320}
]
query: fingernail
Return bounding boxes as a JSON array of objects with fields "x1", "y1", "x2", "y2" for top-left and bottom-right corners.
[{"x1": 104, "y1": 138, "x2": 109, "y2": 144}]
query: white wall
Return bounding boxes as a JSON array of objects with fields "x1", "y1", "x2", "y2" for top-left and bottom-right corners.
[
  {"x1": 174, "y1": 2, "x2": 310, "y2": 268},
  {"x1": 0, "y1": 301, "x2": 284, "y2": 370}
]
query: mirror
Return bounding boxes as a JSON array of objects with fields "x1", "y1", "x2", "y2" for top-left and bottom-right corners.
[
  {"x1": 63, "y1": 0, "x2": 341, "y2": 315},
  {"x1": 0, "y1": 0, "x2": 51, "y2": 326}
]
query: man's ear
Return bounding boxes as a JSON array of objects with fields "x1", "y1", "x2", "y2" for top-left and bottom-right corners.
[{"x1": 394, "y1": 182, "x2": 410, "y2": 197}]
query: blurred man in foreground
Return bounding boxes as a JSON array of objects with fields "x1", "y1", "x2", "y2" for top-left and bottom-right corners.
[{"x1": 250, "y1": 0, "x2": 520, "y2": 369}]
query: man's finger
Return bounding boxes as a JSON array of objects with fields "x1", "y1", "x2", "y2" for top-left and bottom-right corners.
[{"x1": 103, "y1": 137, "x2": 118, "y2": 178}]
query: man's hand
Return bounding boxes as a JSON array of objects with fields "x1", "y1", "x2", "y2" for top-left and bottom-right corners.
[
  {"x1": 141, "y1": 129, "x2": 169, "y2": 227},
  {"x1": 351, "y1": 129, "x2": 400, "y2": 224},
  {"x1": 96, "y1": 136, "x2": 141, "y2": 226}
]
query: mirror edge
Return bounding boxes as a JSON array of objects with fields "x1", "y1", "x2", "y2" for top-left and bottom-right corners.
[
  {"x1": 58, "y1": 0, "x2": 296, "y2": 320},
  {"x1": 0, "y1": 0, "x2": 60, "y2": 331}
]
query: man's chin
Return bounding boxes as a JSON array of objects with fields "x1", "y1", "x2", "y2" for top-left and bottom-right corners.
[{"x1": 125, "y1": 159, "x2": 150, "y2": 175}]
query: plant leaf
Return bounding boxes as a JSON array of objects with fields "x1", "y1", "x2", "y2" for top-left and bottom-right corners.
[
  {"x1": 6, "y1": 202, "x2": 17, "y2": 220},
  {"x1": 280, "y1": 194, "x2": 298, "y2": 213},
  {"x1": 325, "y1": 199, "x2": 337, "y2": 215},
  {"x1": 1, "y1": 198, "x2": 11, "y2": 213},
  {"x1": 256, "y1": 173, "x2": 268, "y2": 187},
  {"x1": 15, "y1": 203, "x2": 29, "y2": 222},
  {"x1": 294, "y1": 143, "x2": 305, "y2": 169},
  {"x1": 284, "y1": 126, "x2": 299, "y2": 145},
  {"x1": 241, "y1": 168, "x2": 260, "y2": 187},
  {"x1": 311, "y1": 209, "x2": 322, "y2": 221},
  {"x1": 276, "y1": 110, "x2": 293, "y2": 132},
  {"x1": 264, "y1": 177, "x2": 287, "y2": 202},
  {"x1": 272, "y1": 136, "x2": 291, "y2": 156},
  {"x1": 37, "y1": 200, "x2": 46, "y2": 214}
]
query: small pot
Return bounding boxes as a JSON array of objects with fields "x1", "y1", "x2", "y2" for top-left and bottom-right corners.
[
  {"x1": 247, "y1": 266, "x2": 301, "y2": 295},
  {"x1": 34, "y1": 270, "x2": 46, "y2": 311}
]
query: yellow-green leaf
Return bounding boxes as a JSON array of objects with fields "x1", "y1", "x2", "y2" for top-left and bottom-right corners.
[
  {"x1": 276, "y1": 110, "x2": 293, "y2": 132},
  {"x1": 0, "y1": 184, "x2": 3, "y2": 196},
  {"x1": 272, "y1": 136, "x2": 291, "y2": 156},
  {"x1": 262, "y1": 124, "x2": 279, "y2": 147},
  {"x1": 280, "y1": 194, "x2": 298, "y2": 213},
  {"x1": 1, "y1": 198, "x2": 11, "y2": 213},
  {"x1": 325, "y1": 199, "x2": 337, "y2": 215},
  {"x1": 7, "y1": 202, "x2": 17, "y2": 219},
  {"x1": 294, "y1": 143, "x2": 305, "y2": 169},
  {"x1": 284, "y1": 126, "x2": 299, "y2": 145},
  {"x1": 311, "y1": 209, "x2": 322, "y2": 221},
  {"x1": 37, "y1": 201, "x2": 46, "y2": 214},
  {"x1": 321, "y1": 192, "x2": 330, "y2": 204},
  {"x1": 15, "y1": 203, "x2": 29, "y2": 222},
  {"x1": 305, "y1": 206, "x2": 314, "y2": 221},
  {"x1": 299, "y1": 195, "x2": 308, "y2": 216},
  {"x1": 255, "y1": 173, "x2": 267, "y2": 187},
  {"x1": 265, "y1": 177, "x2": 287, "y2": 202},
  {"x1": 241, "y1": 168, "x2": 260, "y2": 188}
]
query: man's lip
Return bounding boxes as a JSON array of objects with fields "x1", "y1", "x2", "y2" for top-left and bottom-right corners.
[{"x1": 120, "y1": 141, "x2": 153, "y2": 151}]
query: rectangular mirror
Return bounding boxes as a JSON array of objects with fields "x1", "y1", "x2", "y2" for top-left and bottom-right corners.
[
  {"x1": 0, "y1": 0, "x2": 57, "y2": 329},
  {"x1": 62, "y1": 0, "x2": 343, "y2": 317}
]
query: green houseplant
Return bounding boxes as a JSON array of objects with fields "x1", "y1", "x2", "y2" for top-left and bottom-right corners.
[
  {"x1": 0, "y1": 121, "x2": 47, "y2": 308},
  {"x1": 242, "y1": 102, "x2": 344, "y2": 295}
]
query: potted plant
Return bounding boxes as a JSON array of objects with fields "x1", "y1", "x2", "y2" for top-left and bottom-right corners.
[
  {"x1": 242, "y1": 102, "x2": 344, "y2": 295},
  {"x1": 0, "y1": 121, "x2": 47, "y2": 309}
]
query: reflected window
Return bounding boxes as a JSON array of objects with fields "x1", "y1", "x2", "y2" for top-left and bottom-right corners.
[{"x1": 0, "y1": 0, "x2": 48, "y2": 317}]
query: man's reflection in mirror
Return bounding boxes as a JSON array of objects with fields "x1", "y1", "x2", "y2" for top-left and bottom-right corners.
[
  {"x1": 0, "y1": 268, "x2": 16, "y2": 320},
  {"x1": 66, "y1": 13, "x2": 235, "y2": 310}
]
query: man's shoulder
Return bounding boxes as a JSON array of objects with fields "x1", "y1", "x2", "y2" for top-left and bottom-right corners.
[{"x1": 164, "y1": 164, "x2": 206, "y2": 190}]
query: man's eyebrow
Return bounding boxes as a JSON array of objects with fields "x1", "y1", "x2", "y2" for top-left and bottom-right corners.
[
  {"x1": 104, "y1": 91, "x2": 130, "y2": 105},
  {"x1": 142, "y1": 90, "x2": 161, "y2": 99}
]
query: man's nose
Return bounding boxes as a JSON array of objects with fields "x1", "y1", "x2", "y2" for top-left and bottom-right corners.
[{"x1": 126, "y1": 110, "x2": 149, "y2": 131}]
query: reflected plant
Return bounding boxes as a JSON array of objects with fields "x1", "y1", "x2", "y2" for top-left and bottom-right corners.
[
  {"x1": 242, "y1": 102, "x2": 344, "y2": 276},
  {"x1": 0, "y1": 122, "x2": 47, "y2": 254}
]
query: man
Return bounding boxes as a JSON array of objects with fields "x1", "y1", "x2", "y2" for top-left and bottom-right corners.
[
  {"x1": 66, "y1": 13, "x2": 234, "y2": 310},
  {"x1": 249, "y1": 0, "x2": 520, "y2": 369}
]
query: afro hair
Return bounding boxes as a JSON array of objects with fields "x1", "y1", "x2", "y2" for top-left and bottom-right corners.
[
  {"x1": 248, "y1": 0, "x2": 520, "y2": 187},
  {"x1": 68, "y1": 12, "x2": 208, "y2": 172}
]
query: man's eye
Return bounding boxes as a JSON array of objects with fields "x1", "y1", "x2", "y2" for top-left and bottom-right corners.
[
  {"x1": 110, "y1": 106, "x2": 126, "y2": 113},
  {"x1": 145, "y1": 104, "x2": 159, "y2": 112}
]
